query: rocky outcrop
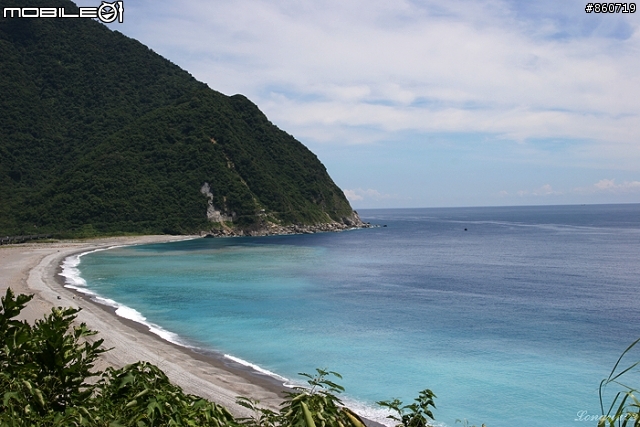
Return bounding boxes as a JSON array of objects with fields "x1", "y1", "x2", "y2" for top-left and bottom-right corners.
[
  {"x1": 201, "y1": 211, "x2": 370, "y2": 238},
  {"x1": 198, "y1": 181, "x2": 369, "y2": 238},
  {"x1": 341, "y1": 210, "x2": 364, "y2": 227}
]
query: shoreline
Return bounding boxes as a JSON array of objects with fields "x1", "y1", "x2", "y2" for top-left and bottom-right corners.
[
  {"x1": 0, "y1": 236, "x2": 286, "y2": 417},
  {"x1": 55, "y1": 248, "x2": 291, "y2": 396}
]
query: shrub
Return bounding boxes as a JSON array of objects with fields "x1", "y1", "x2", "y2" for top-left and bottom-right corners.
[
  {"x1": 0, "y1": 288, "x2": 235, "y2": 426},
  {"x1": 238, "y1": 369, "x2": 368, "y2": 427}
]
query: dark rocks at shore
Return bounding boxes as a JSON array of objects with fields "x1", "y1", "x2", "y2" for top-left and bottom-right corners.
[
  {"x1": 200, "y1": 210, "x2": 371, "y2": 238},
  {"x1": 202, "y1": 221, "x2": 371, "y2": 238}
]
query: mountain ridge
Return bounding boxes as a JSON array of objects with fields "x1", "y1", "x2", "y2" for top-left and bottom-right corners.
[{"x1": 0, "y1": 0, "x2": 364, "y2": 237}]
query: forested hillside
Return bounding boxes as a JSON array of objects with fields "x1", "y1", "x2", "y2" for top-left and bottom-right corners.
[{"x1": 0, "y1": 0, "x2": 359, "y2": 236}]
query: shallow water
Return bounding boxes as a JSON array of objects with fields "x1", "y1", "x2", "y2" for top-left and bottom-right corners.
[{"x1": 67, "y1": 204, "x2": 640, "y2": 427}]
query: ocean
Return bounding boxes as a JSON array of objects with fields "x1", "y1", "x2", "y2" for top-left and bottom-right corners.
[{"x1": 62, "y1": 204, "x2": 640, "y2": 427}]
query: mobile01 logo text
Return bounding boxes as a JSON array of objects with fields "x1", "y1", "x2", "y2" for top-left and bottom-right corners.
[{"x1": 3, "y1": 1, "x2": 124, "y2": 24}]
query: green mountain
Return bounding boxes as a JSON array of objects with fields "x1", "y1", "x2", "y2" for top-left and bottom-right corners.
[{"x1": 0, "y1": 0, "x2": 362, "y2": 236}]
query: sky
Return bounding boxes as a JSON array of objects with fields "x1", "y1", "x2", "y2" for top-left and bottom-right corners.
[{"x1": 85, "y1": 0, "x2": 639, "y2": 209}]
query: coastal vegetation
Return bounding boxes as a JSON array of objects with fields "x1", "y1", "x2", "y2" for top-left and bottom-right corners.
[
  {"x1": 2, "y1": 288, "x2": 639, "y2": 426},
  {"x1": 0, "y1": 289, "x2": 232, "y2": 426},
  {"x1": 0, "y1": 0, "x2": 357, "y2": 238}
]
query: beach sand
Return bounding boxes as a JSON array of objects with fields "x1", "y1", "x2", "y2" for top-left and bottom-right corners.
[{"x1": 0, "y1": 236, "x2": 286, "y2": 418}]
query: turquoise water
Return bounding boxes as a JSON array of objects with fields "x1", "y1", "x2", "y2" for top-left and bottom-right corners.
[{"x1": 65, "y1": 205, "x2": 640, "y2": 427}]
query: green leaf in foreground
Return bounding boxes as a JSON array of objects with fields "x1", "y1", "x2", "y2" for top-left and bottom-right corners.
[{"x1": 598, "y1": 337, "x2": 640, "y2": 427}]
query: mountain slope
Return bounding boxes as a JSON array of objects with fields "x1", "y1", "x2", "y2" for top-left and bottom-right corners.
[{"x1": 0, "y1": 0, "x2": 361, "y2": 236}]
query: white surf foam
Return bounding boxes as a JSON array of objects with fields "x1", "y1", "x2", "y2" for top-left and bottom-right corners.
[
  {"x1": 59, "y1": 246, "x2": 124, "y2": 291},
  {"x1": 341, "y1": 398, "x2": 396, "y2": 427},
  {"x1": 223, "y1": 354, "x2": 291, "y2": 384},
  {"x1": 114, "y1": 305, "x2": 185, "y2": 346},
  {"x1": 59, "y1": 247, "x2": 187, "y2": 348}
]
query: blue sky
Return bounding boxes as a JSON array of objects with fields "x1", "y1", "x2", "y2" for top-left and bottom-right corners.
[{"x1": 88, "y1": 0, "x2": 639, "y2": 208}]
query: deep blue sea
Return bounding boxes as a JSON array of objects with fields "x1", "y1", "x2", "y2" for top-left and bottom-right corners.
[{"x1": 63, "y1": 204, "x2": 640, "y2": 427}]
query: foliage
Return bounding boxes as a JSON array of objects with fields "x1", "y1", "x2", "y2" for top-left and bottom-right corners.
[
  {"x1": 237, "y1": 369, "x2": 367, "y2": 427},
  {"x1": 0, "y1": 288, "x2": 237, "y2": 426},
  {"x1": 93, "y1": 362, "x2": 237, "y2": 426},
  {"x1": 377, "y1": 389, "x2": 437, "y2": 427},
  {"x1": 0, "y1": 288, "x2": 106, "y2": 425},
  {"x1": 0, "y1": 0, "x2": 355, "y2": 237},
  {"x1": 598, "y1": 338, "x2": 640, "y2": 427}
]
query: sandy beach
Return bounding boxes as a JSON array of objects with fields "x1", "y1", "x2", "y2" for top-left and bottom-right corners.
[{"x1": 0, "y1": 236, "x2": 286, "y2": 418}]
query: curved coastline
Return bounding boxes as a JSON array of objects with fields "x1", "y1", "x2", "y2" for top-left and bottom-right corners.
[
  {"x1": 0, "y1": 236, "x2": 287, "y2": 418},
  {"x1": 60, "y1": 246, "x2": 296, "y2": 387},
  {"x1": 2, "y1": 235, "x2": 389, "y2": 426}
]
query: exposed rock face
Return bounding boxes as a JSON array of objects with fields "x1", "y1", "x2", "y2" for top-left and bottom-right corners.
[
  {"x1": 200, "y1": 183, "x2": 234, "y2": 223},
  {"x1": 341, "y1": 210, "x2": 364, "y2": 227}
]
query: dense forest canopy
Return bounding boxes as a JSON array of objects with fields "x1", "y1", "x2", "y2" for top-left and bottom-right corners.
[{"x1": 0, "y1": 0, "x2": 357, "y2": 236}]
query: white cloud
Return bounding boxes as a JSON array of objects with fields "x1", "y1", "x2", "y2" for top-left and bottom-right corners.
[
  {"x1": 343, "y1": 188, "x2": 395, "y2": 203},
  {"x1": 576, "y1": 179, "x2": 640, "y2": 194},
  {"x1": 532, "y1": 184, "x2": 562, "y2": 196},
  {"x1": 198, "y1": 0, "x2": 635, "y2": 163},
  {"x1": 121, "y1": 0, "x2": 640, "y2": 153},
  {"x1": 595, "y1": 179, "x2": 617, "y2": 190},
  {"x1": 111, "y1": 0, "x2": 640, "y2": 154},
  {"x1": 516, "y1": 184, "x2": 562, "y2": 197},
  {"x1": 343, "y1": 189, "x2": 363, "y2": 201}
]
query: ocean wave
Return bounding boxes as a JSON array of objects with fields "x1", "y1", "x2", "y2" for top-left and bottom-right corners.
[
  {"x1": 59, "y1": 246, "x2": 125, "y2": 290},
  {"x1": 223, "y1": 354, "x2": 291, "y2": 384},
  {"x1": 114, "y1": 305, "x2": 185, "y2": 346},
  {"x1": 59, "y1": 247, "x2": 188, "y2": 348}
]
